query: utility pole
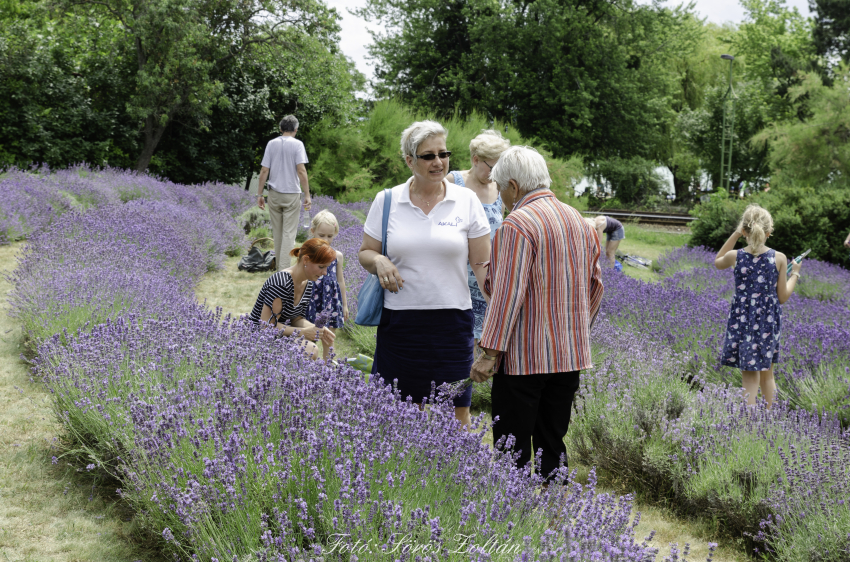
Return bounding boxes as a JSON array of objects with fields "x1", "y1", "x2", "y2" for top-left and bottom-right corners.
[{"x1": 720, "y1": 54, "x2": 737, "y2": 192}]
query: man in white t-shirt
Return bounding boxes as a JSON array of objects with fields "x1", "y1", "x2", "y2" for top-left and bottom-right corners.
[{"x1": 257, "y1": 115, "x2": 311, "y2": 270}]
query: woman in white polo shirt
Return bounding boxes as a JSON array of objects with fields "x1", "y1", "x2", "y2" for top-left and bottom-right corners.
[{"x1": 358, "y1": 120, "x2": 491, "y2": 427}]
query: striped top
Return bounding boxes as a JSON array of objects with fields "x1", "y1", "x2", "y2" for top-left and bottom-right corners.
[
  {"x1": 248, "y1": 270, "x2": 313, "y2": 327},
  {"x1": 480, "y1": 190, "x2": 604, "y2": 375}
]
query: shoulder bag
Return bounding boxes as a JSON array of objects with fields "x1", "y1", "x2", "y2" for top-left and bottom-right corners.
[{"x1": 354, "y1": 189, "x2": 392, "y2": 326}]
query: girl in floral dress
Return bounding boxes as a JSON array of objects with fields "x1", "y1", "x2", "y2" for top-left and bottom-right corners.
[
  {"x1": 306, "y1": 210, "x2": 348, "y2": 360},
  {"x1": 714, "y1": 205, "x2": 802, "y2": 407}
]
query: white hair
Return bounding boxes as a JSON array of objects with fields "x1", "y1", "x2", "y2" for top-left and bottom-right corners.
[
  {"x1": 489, "y1": 146, "x2": 551, "y2": 194},
  {"x1": 470, "y1": 129, "x2": 511, "y2": 160},
  {"x1": 400, "y1": 120, "x2": 448, "y2": 159}
]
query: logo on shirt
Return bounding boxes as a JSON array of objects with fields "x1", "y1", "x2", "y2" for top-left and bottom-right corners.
[{"x1": 437, "y1": 216, "x2": 464, "y2": 227}]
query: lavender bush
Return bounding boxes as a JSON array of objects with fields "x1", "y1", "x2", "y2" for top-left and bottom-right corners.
[
  {"x1": 7, "y1": 169, "x2": 657, "y2": 561},
  {"x1": 572, "y1": 251, "x2": 850, "y2": 558},
  {"x1": 0, "y1": 165, "x2": 253, "y2": 245},
  {"x1": 601, "y1": 247, "x2": 850, "y2": 419},
  {"x1": 36, "y1": 307, "x2": 656, "y2": 561}
]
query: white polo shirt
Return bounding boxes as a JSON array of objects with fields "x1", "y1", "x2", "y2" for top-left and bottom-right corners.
[{"x1": 364, "y1": 178, "x2": 491, "y2": 310}]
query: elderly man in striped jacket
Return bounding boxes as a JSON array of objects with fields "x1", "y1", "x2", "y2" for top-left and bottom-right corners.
[{"x1": 471, "y1": 146, "x2": 604, "y2": 483}]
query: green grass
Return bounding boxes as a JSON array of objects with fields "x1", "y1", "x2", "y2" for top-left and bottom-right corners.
[
  {"x1": 0, "y1": 242, "x2": 165, "y2": 562},
  {"x1": 583, "y1": 220, "x2": 692, "y2": 282}
]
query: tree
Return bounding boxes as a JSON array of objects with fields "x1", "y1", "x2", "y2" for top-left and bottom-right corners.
[
  {"x1": 0, "y1": 12, "x2": 138, "y2": 169},
  {"x1": 148, "y1": 36, "x2": 364, "y2": 185},
  {"x1": 810, "y1": 0, "x2": 850, "y2": 63},
  {"x1": 753, "y1": 64, "x2": 850, "y2": 187},
  {"x1": 357, "y1": 0, "x2": 685, "y2": 161},
  {"x1": 732, "y1": 0, "x2": 819, "y2": 122},
  {"x1": 60, "y1": 0, "x2": 345, "y2": 172}
]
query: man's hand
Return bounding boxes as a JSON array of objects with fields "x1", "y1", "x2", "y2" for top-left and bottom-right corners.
[
  {"x1": 304, "y1": 194, "x2": 312, "y2": 211},
  {"x1": 257, "y1": 195, "x2": 265, "y2": 210}
]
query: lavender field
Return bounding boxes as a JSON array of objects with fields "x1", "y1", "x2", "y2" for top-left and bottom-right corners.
[
  {"x1": 2, "y1": 166, "x2": 849, "y2": 560},
  {"x1": 2, "y1": 167, "x2": 660, "y2": 561}
]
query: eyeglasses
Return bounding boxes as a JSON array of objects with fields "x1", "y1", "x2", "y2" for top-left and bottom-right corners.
[
  {"x1": 481, "y1": 160, "x2": 494, "y2": 170},
  {"x1": 415, "y1": 151, "x2": 452, "y2": 161}
]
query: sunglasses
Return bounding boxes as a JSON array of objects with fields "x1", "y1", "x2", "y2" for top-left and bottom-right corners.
[{"x1": 415, "y1": 151, "x2": 452, "y2": 161}]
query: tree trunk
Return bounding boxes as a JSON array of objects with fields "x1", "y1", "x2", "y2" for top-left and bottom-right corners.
[
  {"x1": 135, "y1": 114, "x2": 171, "y2": 172},
  {"x1": 668, "y1": 165, "x2": 691, "y2": 203}
]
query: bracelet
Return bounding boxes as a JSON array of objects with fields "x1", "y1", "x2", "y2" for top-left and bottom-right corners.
[{"x1": 790, "y1": 272, "x2": 801, "y2": 279}]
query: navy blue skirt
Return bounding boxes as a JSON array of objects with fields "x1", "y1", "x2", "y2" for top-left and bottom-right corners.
[{"x1": 372, "y1": 308, "x2": 474, "y2": 407}]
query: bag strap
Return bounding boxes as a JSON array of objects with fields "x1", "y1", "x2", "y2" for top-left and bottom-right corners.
[{"x1": 380, "y1": 188, "x2": 391, "y2": 256}]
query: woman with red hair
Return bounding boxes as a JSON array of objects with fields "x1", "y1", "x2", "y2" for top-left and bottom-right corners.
[{"x1": 248, "y1": 238, "x2": 337, "y2": 359}]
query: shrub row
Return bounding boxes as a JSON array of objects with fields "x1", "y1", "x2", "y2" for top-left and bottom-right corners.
[
  {"x1": 689, "y1": 186, "x2": 850, "y2": 267},
  {"x1": 573, "y1": 251, "x2": 850, "y2": 559},
  {"x1": 4, "y1": 168, "x2": 657, "y2": 561}
]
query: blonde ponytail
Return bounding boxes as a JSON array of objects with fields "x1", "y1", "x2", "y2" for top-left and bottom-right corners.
[{"x1": 737, "y1": 204, "x2": 773, "y2": 250}]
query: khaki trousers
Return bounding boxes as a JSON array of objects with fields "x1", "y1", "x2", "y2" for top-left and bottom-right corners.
[{"x1": 267, "y1": 190, "x2": 301, "y2": 271}]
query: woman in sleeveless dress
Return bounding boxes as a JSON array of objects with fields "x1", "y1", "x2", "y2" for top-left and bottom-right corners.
[{"x1": 446, "y1": 130, "x2": 512, "y2": 344}]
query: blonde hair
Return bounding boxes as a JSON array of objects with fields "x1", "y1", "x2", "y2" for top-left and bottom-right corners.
[
  {"x1": 470, "y1": 129, "x2": 511, "y2": 160},
  {"x1": 311, "y1": 209, "x2": 339, "y2": 235},
  {"x1": 738, "y1": 204, "x2": 773, "y2": 249}
]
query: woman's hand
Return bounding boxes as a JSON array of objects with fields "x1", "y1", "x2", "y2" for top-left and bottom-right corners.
[
  {"x1": 374, "y1": 255, "x2": 404, "y2": 293},
  {"x1": 299, "y1": 326, "x2": 335, "y2": 347},
  {"x1": 470, "y1": 354, "x2": 498, "y2": 383},
  {"x1": 844, "y1": 234, "x2": 850, "y2": 248},
  {"x1": 790, "y1": 259, "x2": 802, "y2": 275},
  {"x1": 343, "y1": 305, "x2": 350, "y2": 322}
]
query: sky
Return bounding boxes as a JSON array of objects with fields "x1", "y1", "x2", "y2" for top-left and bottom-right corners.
[{"x1": 326, "y1": 0, "x2": 814, "y2": 83}]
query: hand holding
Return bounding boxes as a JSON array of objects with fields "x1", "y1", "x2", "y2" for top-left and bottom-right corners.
[
  {"x1": 343, "y1": 305, "x2": 350, "y2": 322},
  {"x1": 257, "y1": 195, "x2": 265, "y2": 210},
  {"x1": 791, "y1": 260, "x2": 802, "y2": 275},
  {"x1": 303, "y1": 195, "x2": 312, "y2": 211},
  {"x1": 375, "y1": 255, "x2": 404, "y2": 293},
  {"x1": 319, "y1": 327, "x2": 335, "y2": 347},
  {"x1": 470, "y1": 354, "x2": 497, "y2": 383}
]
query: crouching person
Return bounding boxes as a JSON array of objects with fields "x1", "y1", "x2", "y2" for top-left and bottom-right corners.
[
  {"x1": 470, "y1": 146, "x2": 604, "y2": 483},
  {"x1": 248, "y1": 238, "x2": 336, "y2": 360}
]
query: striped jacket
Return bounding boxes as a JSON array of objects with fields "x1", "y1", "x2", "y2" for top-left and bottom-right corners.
[{"x1": 480, "y1": 190, "x2": 603, "y2": 375}]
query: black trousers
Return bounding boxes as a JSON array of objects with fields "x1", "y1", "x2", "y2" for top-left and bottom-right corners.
[{"x1": 491, "y1": 363, "x2": 581, "y2": 481}]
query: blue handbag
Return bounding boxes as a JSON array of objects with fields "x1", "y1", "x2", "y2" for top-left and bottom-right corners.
[{"x1": 354, "y1": 189, "x2": 392, "y2": 326}]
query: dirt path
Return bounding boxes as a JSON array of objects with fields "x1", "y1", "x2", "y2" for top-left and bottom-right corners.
[{"x1": 0, "y1": 243, "x2": 157, "y2": 562}]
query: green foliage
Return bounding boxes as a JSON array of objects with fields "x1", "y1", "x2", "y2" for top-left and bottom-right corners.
[
  {"x1": 0, "y1": 0, "x2": 362, "y2": 184},
  {"x1": 343, "y1": 324, "x2": 377, "y2": 357},
  {"x1": 0, "y1": 16, "x2": 138, "y2": 169},
  {"x1": 586, "y1": 156, "x2": 665, "y2": 205},
  {"x1": 57, "y1": 0, "x2": 352, "y2": 172},
  {"x1": 753, "y1": 65, "x2": 850, "y2": 188},
  {"x1": 689, "y1": 187, "x2": 850, "y2": 266},
  {"x1": 356, "y1": 0, "x2": 689, "y2": 161},
  {"x1": 303, "y1": 100, "x2": 584, "y2": 203},
  {"x1": 810, "y1": 0, "x2": 850, "y2": 63}
]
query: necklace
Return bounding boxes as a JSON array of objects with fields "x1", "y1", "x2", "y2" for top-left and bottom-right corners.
[{"x1": 412, "y1": 183, "x2": 443, "y2": 208}]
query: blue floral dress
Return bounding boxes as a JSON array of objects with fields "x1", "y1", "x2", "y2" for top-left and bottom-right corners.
[
  {"x1": 720, "y1": 249, "x2": 782, "y2": 370},
  {"x1": 306, "y1": 258, "x2": 344, "y2": 328},
  {"x1": 451, "y1": 171, "x2": 503, "y2": 339}
]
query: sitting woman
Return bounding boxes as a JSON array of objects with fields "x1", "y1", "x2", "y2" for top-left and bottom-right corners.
[{"x1": 248, "y1": 238, "x2": 337, "y2": 359}]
